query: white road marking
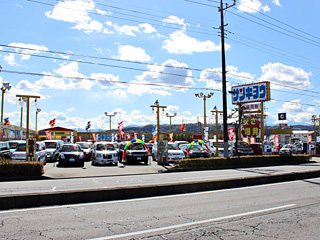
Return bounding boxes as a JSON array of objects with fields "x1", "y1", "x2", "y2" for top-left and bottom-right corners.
[
  {"x1": 51, "y1": 187, "x2": 57, "y2": 191},
  {"x1": 87, "y1": 204, "x2": 296, "y2": 240}
]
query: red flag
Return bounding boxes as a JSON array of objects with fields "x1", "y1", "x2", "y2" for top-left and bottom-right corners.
[
  {"x1": 4, "y1": 117, "x2": 10, "y2": 126},
  {"x1": 49, "y1": 118, "x2": 56, "y2": 127},
  {"x1": 179, "y1": 123, "x2": 186, "y2": 132},
  {"x1": 45, "y1": 130, "x2": 52, "y2": 140},
  {"x1": 118, "y1": 121, "x2": 124, "y2": 136}
]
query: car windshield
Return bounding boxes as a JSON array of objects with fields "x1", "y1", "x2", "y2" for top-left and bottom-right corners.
[
  {"x1": 129, "y1": 143, "x2": 145, "y2": 150},
  {"x1": 106, "y1": 144, "x2": 115, "y2": 151},
  {"x1": 16, "y1": 143, "x2": 27, "y2": 151},
  {"x1": 96, "y1": 144, "x2": 106, "y2": 151},
  {"x1": 36, "y1": 143, "x2": 41, "y2": 151},
  {"x1": 238, "y1": 142, "x2": 250, "y2": 148},
  {"x1": 9, "y1": 142, "x2": 21, "y2": 149},
  {"x1": 62, "y1": 145, "x2": 81, "y2": 152},
  {"x1": 190, "y1": 144, "x2": 205, "y2": 151},
  {"x1": 168, "y1": 144, "x2": 179, "y2": 150},
  {"x1": 45, "y1": 142, "x2": 57, "y2": 149},
  {"x1": 77, "y1": 142, "x2": 90, "y2": 149},
  {"x1": 282, "y1": 144, "x2": 292, "y2": 149}
]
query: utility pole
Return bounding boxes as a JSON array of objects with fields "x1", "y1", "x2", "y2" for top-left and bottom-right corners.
[{"x1": 219, "y1": 0, "x2": 236, "y2": 158}]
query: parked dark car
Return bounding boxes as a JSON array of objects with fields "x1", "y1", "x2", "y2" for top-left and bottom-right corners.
[
  {"x1": 230, "y1": 141, "x2": 254, "y2": 156},
  {"x1": 249, "y1": 143, "x2": 262, "y2": 155},
  {"x1": 0, "y1": 141, "x2": 11, "y2": 160},
  {"x1": 186, "y1": 144, "x2": 211, "y2": 159},
  {"x1": 122, "y1": 142, "x2": 149, "y2": 165},
  {"x1": 57, "y1": 144, "x2": 84, "y2": 167}
]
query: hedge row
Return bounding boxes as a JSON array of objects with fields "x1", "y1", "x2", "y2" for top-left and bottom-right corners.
[
  {"x1": 0, "y1": 159, "x2": 44, "y2": 177},
  {"x1": 172, "y1": 154, "x2": 312, "y2": 171}
]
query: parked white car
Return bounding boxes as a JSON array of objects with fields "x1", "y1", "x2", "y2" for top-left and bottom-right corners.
[
  {"x1": 43, "y1": 140, "x2": 64, "y2": 162},
  {"x1": 91, "y1": 141, "x2": 118, "y2": 166},
  {"x1": 208, "y1": 139, "x2": 233, "y2": 157},
  {"x1": 8, "y1": 140, "x2": 25, "y2": 153},
  {"x1": 11, "y1": 141, "x2": 46, "y2": 163},
  {"x1": 152, "y1": 143, "x2": 185, "y2": 162},
  {"x1": 279, "y1": 144, "x2": 298, "y2": 155}
]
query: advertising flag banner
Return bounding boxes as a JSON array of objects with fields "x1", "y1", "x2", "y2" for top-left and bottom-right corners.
[{"x1": 49, "y1": 118, "x2": 56, "y2": 127}]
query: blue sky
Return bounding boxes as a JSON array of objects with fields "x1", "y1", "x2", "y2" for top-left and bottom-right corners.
[{"x1": 0, "y1": 0, "x2": 319, "y2": 131}]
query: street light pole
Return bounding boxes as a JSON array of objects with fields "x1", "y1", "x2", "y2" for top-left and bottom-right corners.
[
  {"x1": 35, "y1": 108, "x2": 41, "y2": 134},
  {"x1": 16, "y1": 94, "x2": 40, "y2": 139},
  {"x1": 105, "y1": 112, "x2": 117, "y2": 134},
  {"x1": 166, "y1": 113, "x2": 177, "y2": 132},
  {"x1": 211, "y1": 106, "x2": 223, "y2": 157},
  {"x1": 195, "y1": 92, "x2": 214, "y2": 128},
  {"x1": 1, "y1": 82, "x2": 11, "y2": 123}
]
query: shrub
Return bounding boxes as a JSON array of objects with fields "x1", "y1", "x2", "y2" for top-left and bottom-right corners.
[
  {"x1": 0, "y1": 158, "x2": 44, "y2": 177},
  {"x1": 173, "y1": 154, "x2": 312, "y2": 171}
]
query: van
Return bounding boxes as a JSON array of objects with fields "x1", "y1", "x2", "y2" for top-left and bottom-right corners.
[{"x1": 43, "y1": 140, "x2": 64, "y2": 162}]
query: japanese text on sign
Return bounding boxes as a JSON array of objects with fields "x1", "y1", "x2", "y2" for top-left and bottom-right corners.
[{"x1": 231, "y1": 82, "x2": 270, "y2": 104}]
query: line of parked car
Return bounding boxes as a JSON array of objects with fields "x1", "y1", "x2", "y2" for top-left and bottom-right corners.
[{"x1": 0, "y1": 138, "x2": 305, "y2": 168}]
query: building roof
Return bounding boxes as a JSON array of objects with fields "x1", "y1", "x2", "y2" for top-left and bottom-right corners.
[{"x1": 39, "y1": 126, "x2": 76, "y2": 132}]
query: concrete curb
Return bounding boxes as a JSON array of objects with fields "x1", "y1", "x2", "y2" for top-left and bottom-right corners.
[{"x1": 1, "y1": 169, "x2": 320, "y2": 211}]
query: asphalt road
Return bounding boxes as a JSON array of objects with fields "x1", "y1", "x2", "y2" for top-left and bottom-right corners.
[
  {"x1": 1, "y1": 177, "x2": 320, "y2": 240},
  {"x1": 2, "y1": 162, "x2": 320, "y2": 197}
]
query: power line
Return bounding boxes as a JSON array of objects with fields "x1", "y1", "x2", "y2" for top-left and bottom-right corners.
[
  {"x1": 1, "y1": 45, "x2": 319, "y2": 98},
  {"x1": 0, "y1": 68, "x2": 221, "y2": 92}
]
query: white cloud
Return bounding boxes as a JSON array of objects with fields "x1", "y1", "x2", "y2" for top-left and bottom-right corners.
[
  {"x1": 95, "y1": 8, "x2": 111, "y2": 16},
  {"x1": 3, "y1": 53, "x2": 18, "y2": 66},
  {"x1": 117, "y1": 45, "x2": 151, "y2": 62},
  {"x1": 199, "y1": 65, "x2": 255, "y2": 89},
  {"x1": 238, "y1": 0, "x2": 270, "y2": 13},
  {"x1": 4, "y1": 43, "x2": 48, "y2": 63},
  {"x1": 67, "y1": 107, "x2": 76, "y2": 113},
  {"x1": 45, "y1": 0, "x2": 103, "y2": 33},
  {"x1": 138, "y1": 23, "x2": 157, "y2": 34},
  {"x1": 127, "y1": 59, "x2": 195, "y2": 96},
  {"x1": 272, "y1": 0, "x2": 281, "y2": 7},
  {"x1": 260, "y1": 63, "x2": 311, "y2": 90},
  {"x1": 114, "y1": 24, "x2": 140, "y2": 36},
  {"x1": 104, "y1": 21, "x2": 157, "y2": 36},
  {"x1": 278, "y1": 100, "x2": 311, "y2": 124},
  {"x1": 163, "y1": 30, "x2": 226, "y2": 54},
  {"x1": 90, "y1": 73, "x2": 122, "y2": 89},
  {"x1": 163, "y1": 16, "x2": 188, "y2": 28},
  {"x1": 35, "y1": 62, "x2": 94, "y2": 90}
]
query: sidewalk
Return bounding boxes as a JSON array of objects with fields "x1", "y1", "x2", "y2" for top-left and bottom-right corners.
[{"x1": 1, "y1": 157, "x2": 320, "y2": 211}]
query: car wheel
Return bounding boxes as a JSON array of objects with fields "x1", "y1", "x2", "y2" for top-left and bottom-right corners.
[
  {"x1": 91, "y1": 161, "x2": 95, "y2": 166},
  {"x1": 114, "y1": 162, "x2": 118, "y2": 166},
  {"x1": 79, "y1": 162, "x2": 85, "y2": 168}
]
